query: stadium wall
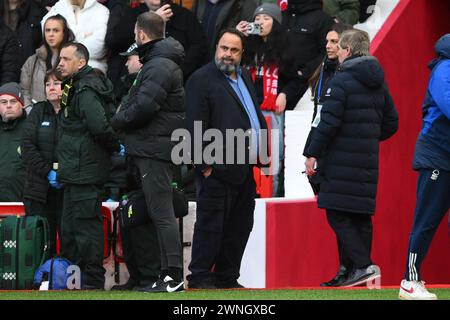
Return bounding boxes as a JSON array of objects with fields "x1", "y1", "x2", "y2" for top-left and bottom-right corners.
[{"x1": 263, "y1": 0, "x2": 450, "y2": 288}]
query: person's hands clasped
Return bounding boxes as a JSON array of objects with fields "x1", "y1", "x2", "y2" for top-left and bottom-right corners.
[
  {"x1": 155, "y1": 4, "x2": 173, "y2": 22},
  {"x1": 236, "y1": 21, "x2": 250, "y2": 36}
]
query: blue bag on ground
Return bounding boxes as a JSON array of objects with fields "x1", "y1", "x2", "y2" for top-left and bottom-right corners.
[{"x1": 34, "y1": 257, "x2": 72, "y2": 290}]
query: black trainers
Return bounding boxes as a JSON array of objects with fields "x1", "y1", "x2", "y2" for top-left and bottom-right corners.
[
  {"x1": 137, "y1": 275, "x2": 184, "y2": 293},
  {"x1": 215, "y1": 281, "x2": 245, "y2": 289},
  {"x1": 341, "y1": 265, "x2": 381, "y2": 287},
  {"x1": 320, "y1": 265, "x2": 348, "y2": 287},
  {"x1": 111, "y1": 279, "x2": 139, "y2": 291}
]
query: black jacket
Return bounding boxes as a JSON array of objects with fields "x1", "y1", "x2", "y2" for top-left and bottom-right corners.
[
  {"x1": 304, "y1": 58, "x2": 339, "y2": 150},
  {"x1": 304, "y1": 56, "x2": 399, "y2": 215},
  {"x1": 21, "y1": 101, "x2": 61, "y2": 203},
  {"x1": 185, "y1": 61, "x2": 268, "y2": 185},
  {"x1": 106, "y1": 1, "x2": 206, "y2": 88},
  {"x1": 111, "y1": 37, "x2": 185, "y2": 162},
  {"x1": 1, "y1": 0, "x2": 46, "y2": 66},
  {"x1": 0, "y1": 18, "x2": 20, "y2": 85},
  {"x1": 193, "y1": 0, "x2": 258, "y2": 55},
  {"x1": 282, "y1": 0, "x2": 334, "y2": 102},
  {"x1": 57, "y1": 66, "x2": 119, "y2": 185},
  {"x1": 0, "y1": 111, "x2": 26, "y2": 201}
]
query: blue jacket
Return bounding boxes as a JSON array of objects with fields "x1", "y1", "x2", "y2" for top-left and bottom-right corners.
[{"x1": 413, "y1": 34, "x2": 450, "y2": 171}]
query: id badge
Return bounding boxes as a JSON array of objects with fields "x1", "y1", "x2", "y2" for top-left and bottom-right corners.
[{"x1": 311, "y1": 104, "x2": 323, "y2": 128}]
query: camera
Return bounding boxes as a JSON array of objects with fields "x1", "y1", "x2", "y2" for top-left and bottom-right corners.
[{"x1": 247, "y1": 22, "x2": 261, "y2": 35}]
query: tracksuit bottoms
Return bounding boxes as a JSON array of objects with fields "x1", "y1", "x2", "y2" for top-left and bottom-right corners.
[{"x1": 405, "y1": 169, "x2": 450, "y2": 281}]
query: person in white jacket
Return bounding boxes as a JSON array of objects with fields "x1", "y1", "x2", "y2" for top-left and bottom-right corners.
[{"x1": 41, "y1": 0, "x2": 109, "y2": 74}]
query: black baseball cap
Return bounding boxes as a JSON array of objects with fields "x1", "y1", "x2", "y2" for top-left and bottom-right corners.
[{"x1": 120, "y1": 43, "x2": 139, "y2": 56}]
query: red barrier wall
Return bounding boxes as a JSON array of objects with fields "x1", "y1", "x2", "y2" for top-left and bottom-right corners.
[{"x1": 266, "y1": 0, "x2": 450, "y2": 287}]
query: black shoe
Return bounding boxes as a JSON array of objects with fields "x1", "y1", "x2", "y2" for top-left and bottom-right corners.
[
  {"x1": 215, "y1": 281, "x2": 245, "y2": 289},
  {"x1": 137, "y1": 276, "x2": 184, "y2": 293},
  {"x1": 81, "y1": 283, "x2": 104, "y2": 290},
  {"x1": 320, "y1": 265, "x2": 348, "y2": 287},
  {"x1": 111, "y1": 280, "x2": 139, "y2": 291},
  {"x1": 187, "y1": 282, "x2": 217, "y2": 289},
  {"x1": 340, "y1": 265, "x2": 381, "y2": 287}
]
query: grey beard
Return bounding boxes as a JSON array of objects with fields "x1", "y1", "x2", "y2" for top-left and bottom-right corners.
[{"x1": 215, "y1": 57, "x2": 239, "y2": 76}]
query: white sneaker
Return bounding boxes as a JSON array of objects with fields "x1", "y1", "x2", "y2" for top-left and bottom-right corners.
[{"x1": 399, "y1": 280, "x2": 438, "y2": 300}]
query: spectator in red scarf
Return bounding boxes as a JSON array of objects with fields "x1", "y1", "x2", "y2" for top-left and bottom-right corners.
[{"x1": 236, "y1": 3, "x2": 299, "y2": 197}]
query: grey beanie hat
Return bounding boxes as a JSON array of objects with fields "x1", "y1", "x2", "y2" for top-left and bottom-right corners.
[
  {"x1": 0, "y1": 82, "x2": 24, "y2": 106},
  {"x1": 253, "y1": 3, "x2": 282, "y2": 25}
]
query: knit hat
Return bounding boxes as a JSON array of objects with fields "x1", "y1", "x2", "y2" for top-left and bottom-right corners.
[
  {"x1": 119, "y1": 43, "x2": 139, "y2": 56},
  {"x1": 253, "y1": 3, "x2": 282, "y2": 25},
  {"x1": 0, "y1": 82, "x2": 24, "y2": 106}
]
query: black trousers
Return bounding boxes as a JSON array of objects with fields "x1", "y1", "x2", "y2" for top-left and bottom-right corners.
[
  {"x1": 60, "y1": 184, "x2": 105, "y2": 287},
  {"x1": 131, "y1": 157, "x2": 182, "y2": 272},
  {"x1": 24, "y1": 189, "x2": 64, "y2": 256},
  {"x1": 121, "y1": 221, "x2": 161, "y2": 284},
  {"x1": 188, "y1": 167, "x2": 256, "y2": 287},
  {"x1": 326, "y1": 209, "x2": 373, "y2": 270}
]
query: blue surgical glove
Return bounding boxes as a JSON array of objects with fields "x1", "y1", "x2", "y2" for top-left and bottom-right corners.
[
  {"x1": 118, "y1": 144, "x2": 125, "y2": 156},
  {"x1": 47, "y1": 170, "x2": 60, "y2": 188},
  {"x1": 106, "y1": 198, "x2": 115, "y2": 203}
]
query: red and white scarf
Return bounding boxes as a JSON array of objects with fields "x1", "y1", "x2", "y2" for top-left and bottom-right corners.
[{"x1": 251, "y1": 65, "x2": 279, "y2": 112}]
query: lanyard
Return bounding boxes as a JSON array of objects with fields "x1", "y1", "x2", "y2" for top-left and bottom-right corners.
[{"x1": 316, "y1": 66, "x2": 325, "y2": 103}]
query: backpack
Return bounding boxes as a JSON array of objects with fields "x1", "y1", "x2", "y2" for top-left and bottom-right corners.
[
  {"x1": 33, "y1": 257, "x2": 73, "y2": 290},
  {"x1": 0, "y1": 215, "x2": 50, "y2": 289},
  {"x1": 118, "y1": 186, "x2": 188, "y2": 229}
]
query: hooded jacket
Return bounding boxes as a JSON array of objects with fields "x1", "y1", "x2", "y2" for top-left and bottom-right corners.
[
  {"x1": 0, "y1": 17, "x2": 20, "y2": 85},
  {"x1": 304, "y1": 56, "x2": 399, "y2": 215},
  {"x1": 20, "y1": 45, "x2": 48, "y2": 107},
  {"x1": 57, "y1": 65, "x2": 119, "y2": 185},
  {"x1": 42, "y1": 0, "x2": 109, "y2": 74},
  {"x1": 111, "y1": 37, "x2": 185, "y2": 162},
  {"x1": 413, "y1": 34, "x2": 450, "y2": 171}
]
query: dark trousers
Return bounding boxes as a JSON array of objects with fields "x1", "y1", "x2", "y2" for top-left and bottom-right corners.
[
  {"x1": 405, "y1": 169, "x2": 450, "y2": 281},
  {"x1": 24, "y1": 189, "x2": 64, "y2": 256},
  {"x1": 188, "y1": 167, "x2": 256, "y2": 287},
  {"x1": 132, "y1": 157, "x2": 182, "y2": 273},
  {"x1": 121, "y1": 221, "x2": 161, "y2": 284},
  {"x1": 60, "y1": 184, "x2": 105, "y2": 287},
  {"x1": 326, "y1": 209, "x2": 373, "y2": 270}
]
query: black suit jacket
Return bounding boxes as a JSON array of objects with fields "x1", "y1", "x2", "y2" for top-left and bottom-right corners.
[{"x1": 185, "y1": 61, "x2": 268, "y2": 185}]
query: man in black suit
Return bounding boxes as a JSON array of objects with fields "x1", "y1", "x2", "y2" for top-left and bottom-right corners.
[{"x1": 185, "y1": 28, "x2": 268, "y2": 289}]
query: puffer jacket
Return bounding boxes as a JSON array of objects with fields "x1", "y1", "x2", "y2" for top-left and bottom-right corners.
[
  {"x1": 57, "y1": 65, "x2": 119, "y2": 185},
  {"x1": 0, "y1": 18, "x2": 20, "y2": 85},
  {"x1": 20, "y1": 45, "x2": 48, "y2": 107},
  {"x1": 42, "y1": 0, "x2": 109, "y2": 74},
  {"x1": 304, "y1": 56, "x2": 399, "y2": 215},
  {"x1": 21, "y1": 101, "x2": 61, "y2": 202},
  {"x1": 111, "y1": 37, "x2": 185, "y2": 162}
]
